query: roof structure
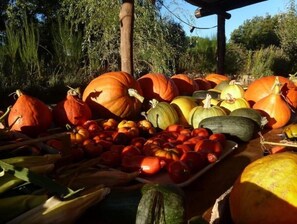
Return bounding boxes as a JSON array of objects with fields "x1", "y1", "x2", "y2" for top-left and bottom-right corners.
[
  {"x1": 184, "y1": 0, "x2": 268, "y2": 75},
  {"x1": 186, "y1": 0, "x2": 268, "y2": 18}
]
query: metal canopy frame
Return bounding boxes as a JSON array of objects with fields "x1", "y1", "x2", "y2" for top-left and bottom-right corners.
[{"x1": 185, "y1": 0, "x2": 268, "y2": 74}]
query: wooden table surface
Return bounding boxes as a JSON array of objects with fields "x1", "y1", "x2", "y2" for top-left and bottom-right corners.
[
  {"x1": 184, "y1": 128, "x2": 282, "y2": 222},
  {"x1": 78, "y1": 128, "x2": 284, "y2": 224}
]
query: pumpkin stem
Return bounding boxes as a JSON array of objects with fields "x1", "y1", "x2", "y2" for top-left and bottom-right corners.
[
  {"x1": 271, "y1": 76, "x2": 282, "y2": 95},
  {"x1": 149, "y1": 99, "x2": 159, "y2": 108},
  {"x1": 67, "y1": 86, "x2": 81, "y2": 98},
  {"x1": 203, "y1": 94, "x2": 212, "y2": 108},
  {"x1": 128, "y1": 88, "x2": 144, "y2": 103},
  {"x1": 226, "y1": 93, "x2": 235, "y2": 102},
  {"x1": 0, "y1": 106, "x2": 11, "y2": 123}
]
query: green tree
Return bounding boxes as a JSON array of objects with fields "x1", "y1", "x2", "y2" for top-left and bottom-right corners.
[
  {"x1": 277, "y1": 0, "x2": 297, "y2": 72},
  {"x1": 178, "y1": 36, "x2": 217, "y2": 75},
  {"x1": 230, "y1": 15, "x2": 280, "y2": 50}
]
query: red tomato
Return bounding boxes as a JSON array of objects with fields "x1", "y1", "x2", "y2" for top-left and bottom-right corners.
[
  {"x1": 166, "y1": 124, "x2": 185, "y2": 133},
  {"x1": 209, "y1": 133, "x2": 227, "y2": 146},
  {"x1": 191, "y1": 127, "x2": 212, "y2": 138},
  {"x1": 121, "y1": 155, "x2": 166, "y2": 176},
  {"x1": 176, "y1": 134, "x2": 190, "y2": 143},
  {"x1": 82, "y1": 139, "x2": 103, "y2": 158},
  {"x1": 100, "y1": 150, "x2": 121, "y2": 167},
  {"x1": 168, "y1": 160, "x2": 191, "y2": 183},
  {"x1": 130, "y1": 137, "x2": 147, "y2": 150},
  {"x1": 121, "y1": 145, "x2": 142, "y2": 158},
  {"x1": 194, "y1": 139, "x2": 223, "y2": 157},
  {"x1": 83, "y1": 120, "x2": 102, "y2": 137},
  {"x1": 112, "y1": 132, "x2": 131, "y2": 145},
  {"x1": 109, "y1": 144, "x2": 125, "y2": 154},
  {"x1": 180, "y1": 151, "x2": 207, "y2": 173},
  {"x1": 175, "y1": 144, "x2": 191, "y2": 154}
]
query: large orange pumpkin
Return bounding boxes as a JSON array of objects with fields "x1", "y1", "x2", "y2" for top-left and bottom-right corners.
[
  {"x1": 52, "y1": 87, "x2": 92, "y2": 127},
  {"x1": 82, "y1": 71, "x2": 144, "y2": 120},
  {"x1": 244, "y1": 75, "x2": 297, "y2": 108},
  {"x1": 171, "y1": 74, "x2": 199, "y2": 96},
  {"x1": 137, "y1": 73, "x2": 179, "y2": 102},
  {"x1": 229, "y1": 152, "x2": 297, "y2": 224},
  {"x1": 8, "y1": 90, "x2": 53, "y2": 137}
]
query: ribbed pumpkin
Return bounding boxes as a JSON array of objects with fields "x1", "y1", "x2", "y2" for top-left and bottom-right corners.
[
  {"x1": 170, "y1": 96, "x2": 198, "y2": 126},
  {"x1": 244, "y1": 75, "x2": 297, "y2": 108},
  {"x1": 137, "y1": 73, "x2": 179, "y2": 102},
  {"x1": 171, "y1": 74, "x2": 199, "y2": 96},
  {"x1": 205, "y1": 73, "x2": 230, "y2": 88},
  {"x1": 82, "y1": 71, "x2": 144, "y2": 120},
  {"x1": 52, "y1": 87, "x2": 92, "y2": 127},
  {"x1": 220, "y1": 80, "x2": 245, "y2": 100},
  {"x1": 219, "y1": 94, "x2": 250, "y2": 113},
  {"x1": 8, "y1": 90, "x2": 52, "y2": 137},
  {"x1": 229, "y1": 152, "x2": 297, "y2": 224},
  {"x1": 253, "y1": 76, "x2": 291, "y2": 129},
  {"x1": 188, "y1": 94, "x2": 227, "y2": 128},
  {"x1": 146, "y1": 99, "x2": 179, "y2": 130}
]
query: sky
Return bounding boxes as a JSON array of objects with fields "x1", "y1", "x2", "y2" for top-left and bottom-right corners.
[{"x1": 162, "y1": 0, "x2": 290, "y2": 41}]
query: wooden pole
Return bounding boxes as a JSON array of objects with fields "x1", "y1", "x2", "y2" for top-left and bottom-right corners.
[
  {"x1": 120, "y1": 1, "x2": 134, "y2": 76},
  {"x1": 217, "y1": 14, "x2": 226, "y2": 74}
]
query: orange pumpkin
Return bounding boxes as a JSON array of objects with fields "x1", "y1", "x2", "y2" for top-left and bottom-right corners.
[
  {"x1": 82, "y1": 71, "x2": 144, "y2": 119},
  {"x1": 8, "y1": 89, "x2": 53, "y2": 137},
  {"x1": 171, "y1": 74, "x2": 199, "y2": 96},
  {"x1": 204, "y1": 73, "x2": 230, "y2": 88},
  {"x1": 52, "y1": 87, "x2": 92, "y2": 127},
  {"x1": 244, "y1": 75, "x2": 297, "y2": 108},
  {"x1": 137, "y1": 73, "x2": 179, "y2": 102},
  {"x1": 252, "y1": 76, "x2": 291, "y2": 129},
  {"x1": 229, "y1": 152, "x2": 297, "y2": 224},
  {"x1": 193, "y1": 77, "x2": 212, "y2": 90}
]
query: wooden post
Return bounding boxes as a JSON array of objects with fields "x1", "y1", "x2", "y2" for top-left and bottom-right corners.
[
  {"x1": 217, "y1": 14, "x2": 226, "y2": 75},
  {"x1": 120, "y1": 0, "x2": 134, "y2": 76}
]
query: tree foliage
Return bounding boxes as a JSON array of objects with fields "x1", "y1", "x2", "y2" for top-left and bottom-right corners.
[{"x1": 230, "y1": 15, "x2": 280, "y2": 50}]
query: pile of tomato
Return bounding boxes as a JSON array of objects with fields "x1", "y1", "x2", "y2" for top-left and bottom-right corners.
[{"x1": 46, "y1": 119, "x2": 227, "y2": 184}]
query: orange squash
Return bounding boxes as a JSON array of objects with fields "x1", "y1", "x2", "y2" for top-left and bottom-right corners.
[
  {"x1": 8, "y1": 90, "x2": 53, "y2": 137},
  {"x1": 244, "y1": 75, "x2": 297, "y2": 108},
  {"x1": 253, "y1": 76, "x2": 291, "y2": 129},
  {"x1": 137, "y1": 73, "x2": 179, "y2": 102},
  {"x1": 204, "y1": 73, "x2": 230, "y2": 88},
  {"x1": 171, "y1": 74, "x2": 199, "y2": 96},
  {"x1": 229, "y1": 152, "x2": 297, "y2": 224},
  {"x1": 53, "y1": 87, "x2": 92, "y2": 127},
  {"x1": 82, "y1": 71, "x2": 144, "y2": 120}
]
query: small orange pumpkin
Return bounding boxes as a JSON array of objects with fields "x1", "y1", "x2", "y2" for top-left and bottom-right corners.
[
  {"x1": 82, "y1": 71, "x2": 144, "y2": 120},
  {"x1": 52, "y1": 87, "x2": 92, "y2": 127},
  {"x1": 171, "y1": 74, "x2": 199, "y2": 96},
  {"x1": 8, "y1": 89, "x2": 53, "y2": 137}
]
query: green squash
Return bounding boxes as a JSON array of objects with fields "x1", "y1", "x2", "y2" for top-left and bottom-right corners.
[{"x1": 146, "y1": 99, "x2": 179, "y2": 130}]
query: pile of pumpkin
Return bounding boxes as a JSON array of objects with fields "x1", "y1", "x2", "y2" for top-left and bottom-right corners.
[{"x1": 2, "y1": 71, "x2": 297, "y2": 223}]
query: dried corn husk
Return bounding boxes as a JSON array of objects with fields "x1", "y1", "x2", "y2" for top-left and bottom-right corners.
[{"x1": 7, "y1": 185, "x2": 110, "y2": 224}]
